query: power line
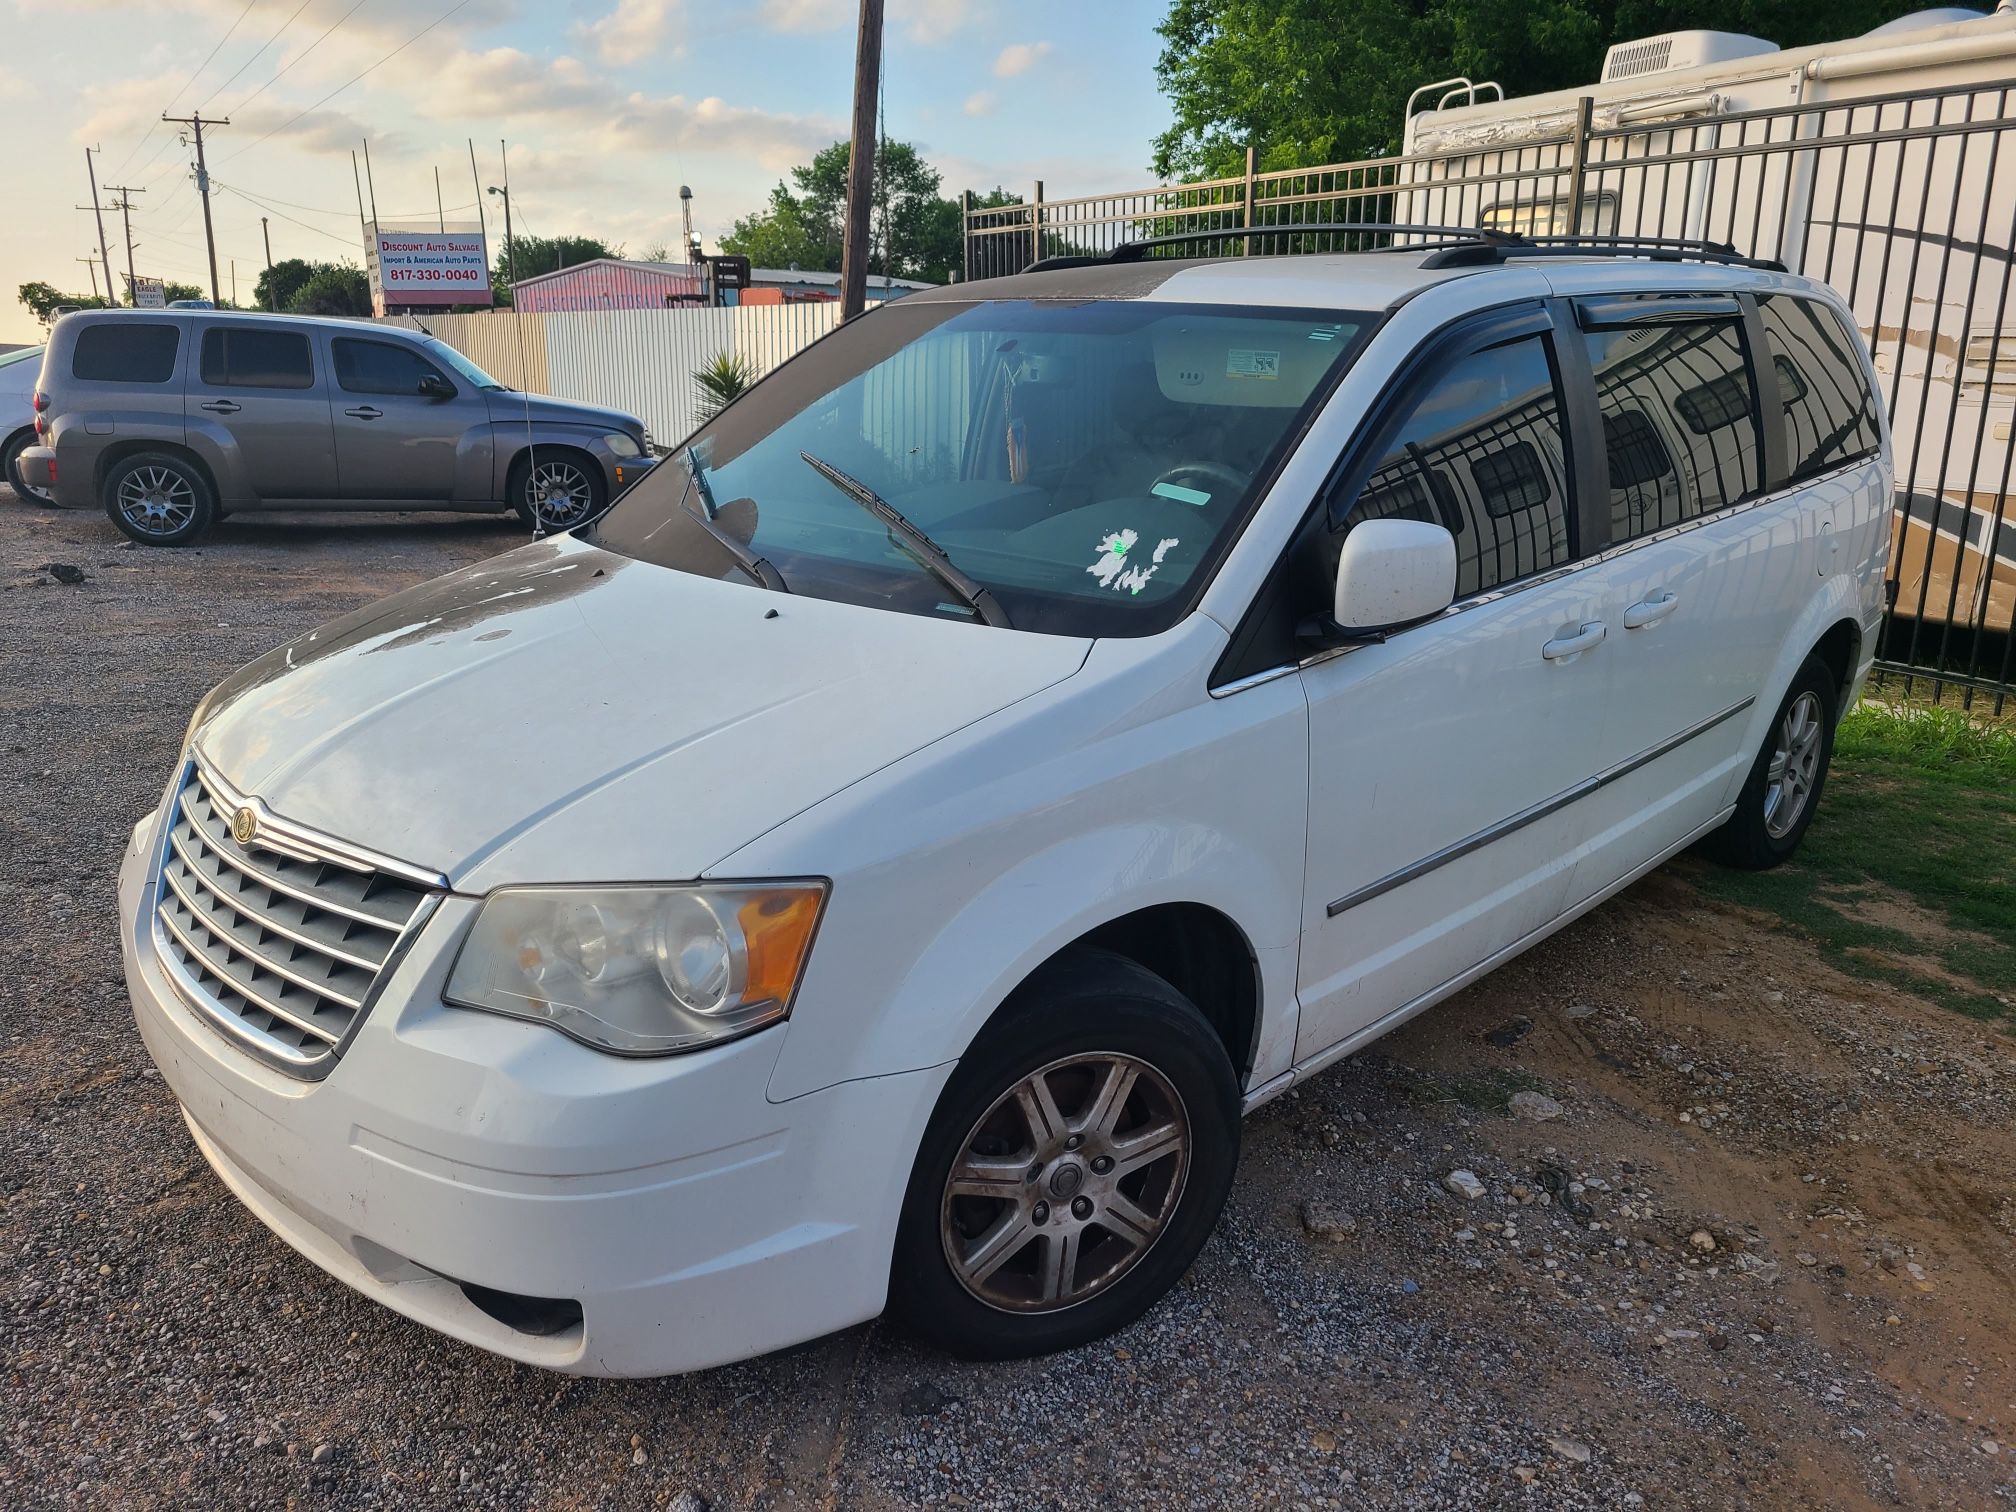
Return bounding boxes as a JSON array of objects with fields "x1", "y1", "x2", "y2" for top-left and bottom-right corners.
[
  {"x1": 222, "y1": 0, "x2": 466, "y2": 164},
  {"x1": 199, "y1": 0, "x2": 314, "y2": 112},
  {"x1": 106, "y1": 0, "x2": 261, "y2": 180},
  {"x1": 234, "y1": 0, "x2": 370, "y2": 117},
  {"x1": 214, "y1": 181, "x2": 364, "y2": 247}
]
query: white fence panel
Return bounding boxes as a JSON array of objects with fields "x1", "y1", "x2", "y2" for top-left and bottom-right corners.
[{"x1": 398, "y1": 304, "x2": 844, "y2": 450}]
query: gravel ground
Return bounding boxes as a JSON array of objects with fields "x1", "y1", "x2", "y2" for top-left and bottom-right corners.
[{"x1": 5, "y1": 503, "x2": 2016, "y2": 1510}]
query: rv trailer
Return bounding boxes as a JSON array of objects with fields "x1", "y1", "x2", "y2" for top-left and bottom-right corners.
[{"x1": 1401, "y1": 7, "x2": 2016, "y2": 649}]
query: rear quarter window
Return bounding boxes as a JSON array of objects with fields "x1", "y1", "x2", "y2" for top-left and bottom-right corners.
[
  {"x1": 71, "y1": 322, "x2": 181, "y2": 384},
  {"x1": 1758, "y1": 295, "x2": 1883, "y2": 482}
]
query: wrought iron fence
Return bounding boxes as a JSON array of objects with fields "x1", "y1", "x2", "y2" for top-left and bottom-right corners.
[{"x1": 964, "y1": 77, "x2": 2016, "y2": 709}]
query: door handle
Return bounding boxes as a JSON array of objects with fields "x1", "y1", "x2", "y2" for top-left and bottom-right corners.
[
  {"x1": 1623, "y1": 592, "x2": 1680, "y2": 629},
  {"x1": 1541, "y1": 621, "x2": 1607, "y2": 661},
  {"x1": 198, "y1": 400, "x2": 241, "y2": 414},
  {"x1": 344, "y1": 406, "x2": 383, "y2": 420}
]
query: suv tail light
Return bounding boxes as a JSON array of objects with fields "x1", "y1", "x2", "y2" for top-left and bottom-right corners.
[{"x1": 32, "y1": 390, "x2": 46, "y2": 411}]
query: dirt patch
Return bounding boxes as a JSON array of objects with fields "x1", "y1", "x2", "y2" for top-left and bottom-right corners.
[{"x1": 1819, "y1": 880, "x2": 2002, "y2": 954}]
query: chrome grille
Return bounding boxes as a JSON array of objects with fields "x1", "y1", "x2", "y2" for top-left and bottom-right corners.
[{"x1": 151, "y1": 762, "x2": 443, "y2": 1076}]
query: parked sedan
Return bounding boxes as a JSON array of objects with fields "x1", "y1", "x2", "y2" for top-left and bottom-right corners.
[
  {"x1": 1, "y1": 345, "x2": 50, "y2": 502},
  {"x1": 16, "y1": 312, "x2": 655, "y2": 544}
]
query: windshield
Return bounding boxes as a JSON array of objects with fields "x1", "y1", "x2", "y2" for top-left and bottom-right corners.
[
  {"x1": 426, "y1": 338, "x2": 506, "y2": 390},
  {"x1": 587, "y1": 298, "x2": 1369, "y2": 636},
  {"x1": 0, "y1": 346, "x2": 42, "y2": 370}
]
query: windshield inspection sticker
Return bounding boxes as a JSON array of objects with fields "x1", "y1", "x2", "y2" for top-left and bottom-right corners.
[
  {"x1": 1226, "y1": 348, "x2": 1281, "y2": 379},
  {"x1": 1087, "y1": 529, "x2": 1180, "y2": 595}
]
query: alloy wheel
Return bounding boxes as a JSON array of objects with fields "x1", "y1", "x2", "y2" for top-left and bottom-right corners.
[
  {"x1": 116, "y1": 465, "x2": 196, "y2": 537},
  {"x1": 526, "y1": 460, "x2": 593, "y2": 527},
  {"x1": 1763, "y1": 690, "x2": 1824, "y2": 839},
  {"x1": 940, "y1": 1052, "x2": 1190, "y2": 1314}
]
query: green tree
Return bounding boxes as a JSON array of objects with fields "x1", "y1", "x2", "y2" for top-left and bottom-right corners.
[
  {"x1": 693, "y1": 350, "x2": 761, "y2": 421},
  {"x1": 255, "y1": 258, "x2": 318, "y2": 312},
  {"x1": 492, "y1": 235, "x2": 620, "y2": 302},
  {"x1": 17, "y1": 282, "x2": 112, "y2": 321},
  {"x1": 721, "y1": 142, "x2": 1008, "y2": 284},
  {"x1": 1152, "y1": 0, "x2": 1930, "y2": 179},
  {"x1": 162, "y1": 281, "x2": 206, "y2": 305},
  {"x1": 287, "y1": 264, "x2": 372, "y2": 317}
]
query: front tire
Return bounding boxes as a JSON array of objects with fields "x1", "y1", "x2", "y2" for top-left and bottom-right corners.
[
  {"x1": 1701, "y1": 654, "x2": 1838, "y2": 870},
  {"x1": 889, "y1": 949, "x2": 1241, "y2": 1361},
  {"x1": 102, "y1": 451, "x2": 216, "y2": 546},
  {"x1": 509, "y1": 451, "x2": 605, "y2": 532},
  {"x1": 2, "y1": 429, "x2": 52, "y2": 505}
]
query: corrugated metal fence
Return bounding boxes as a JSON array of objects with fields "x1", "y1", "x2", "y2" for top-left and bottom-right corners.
[{"x1": 386, "y1": 302, "x2": 844, "y2": 450}]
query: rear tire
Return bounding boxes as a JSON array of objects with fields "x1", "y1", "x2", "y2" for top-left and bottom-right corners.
[
  {"x1": 101, "y1": 451, "x2": 216, "y2": 546},
  {"x1": 2, "y1": 429, "x2": 52, "y2": 505},
  {"x1": 888, "y1": 949, "x2": 1241, "y2": 1361},
  {"x1": 509, "y1": 450, "x2": 605, "y2": 532},
  {"x1": 1701, "y1": 654, "x2": 1838, "y2": 870}
]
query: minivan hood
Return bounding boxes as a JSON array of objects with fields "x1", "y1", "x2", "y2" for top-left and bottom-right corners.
[
  {"x1": 486, "y1": 391, "x2": 640, "y2": 434},
  {"x1": 194, "y1": 536, "x2": 1089, "y2": 890}
]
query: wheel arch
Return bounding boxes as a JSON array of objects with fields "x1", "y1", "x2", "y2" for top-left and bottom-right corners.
[{"x1": 95, "y1": 439, "x2": 220, "y2": 508}]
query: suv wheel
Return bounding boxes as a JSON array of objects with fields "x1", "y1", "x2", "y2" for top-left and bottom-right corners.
[
  {"x1": 889, "y1": 949, "x2": 1240, "y2": 1360},
  {"x1": 1701, "y1": 654, "x2": 1838, "y2": 870},
  {"x1": 3, "y1": 430, "x2": 52, "y2": 505},
  {"x1": 510, "y1": 452, "x2": 605, "y2": 532},
  {"x1": 103, "y1": 452, "x2": 215, "y2": 546}
]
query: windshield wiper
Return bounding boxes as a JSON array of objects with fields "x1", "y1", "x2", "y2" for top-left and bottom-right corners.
[
  {"x1": 798, "y1": 451, "x2": 1011, "y2": 628},
  {"x1": 679, "y1": 448, "x2": 787, "y2": 592}
]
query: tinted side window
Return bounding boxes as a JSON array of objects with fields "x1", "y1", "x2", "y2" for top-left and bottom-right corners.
[
  {"x1": 1584, "y1": 319, "x2": 1760, "y2": 541},
  {"x1": 71, "y1": 322, "x2": 180, "y2": 384},
  {"x1": 333, "y1": 338, "x2": 446, "y2": 396},
  {"x1": 199, "y1": 328, "x2": 314, "y2": 389},
  {"x1": 1341, "y1": 334, "x2": 1572, "y2": 597},
  {"x1": 1758, "y1": 295, "x2": 1882, "y2": 482}
]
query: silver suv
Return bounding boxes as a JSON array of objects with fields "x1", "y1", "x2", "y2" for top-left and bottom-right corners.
[{"x1": 17, "y1": 310, "x2": 657, "y2": 545}]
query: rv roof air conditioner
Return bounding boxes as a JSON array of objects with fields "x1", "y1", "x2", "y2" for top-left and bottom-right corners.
[{"x1": 1600, "y1": 30, "x2": 1780, "y2": 82}]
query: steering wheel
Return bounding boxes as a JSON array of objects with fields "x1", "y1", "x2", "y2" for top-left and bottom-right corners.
[{"x1": 1150, "y1": 460, "x2": 1248, "y2": 504}]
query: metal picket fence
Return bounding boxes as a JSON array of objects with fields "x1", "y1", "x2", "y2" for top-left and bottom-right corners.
[{"x1": 966, "y1": 78, "x2": 2016, "y2": 709}]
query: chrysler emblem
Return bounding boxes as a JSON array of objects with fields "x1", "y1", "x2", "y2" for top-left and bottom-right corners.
[{"x1": 231, "y1": 806, "x2": 258, "y2": 846}]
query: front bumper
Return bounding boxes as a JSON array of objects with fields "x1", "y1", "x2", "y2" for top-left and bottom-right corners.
[{"x1": 117, "y1": 813, "x2": 948, "y2": 1377}]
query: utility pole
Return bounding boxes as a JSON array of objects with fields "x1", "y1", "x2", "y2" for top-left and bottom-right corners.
[
  {"x1": 102, "y1": 185, "x2": 144, "y2": 305},
  {"x1": 362, "y1": 137, "x2": 381, "y2": 228},
  {"x1": 84, "y1": 148, "x2": 115, "y2": 309},
  {"x1": 467, "y1": 138, "x2": 492, "y2": 303},
  {"x1": 435, "y1": 166, "x2": 445, "y2": 232},
  {"x1": 231, "y1": 260, "x2": 237, "y2": 308},
  {"x1": 76, "y1": 257, "x2": 103, "y2": 303},
  {"x1": 260, "y1": 217, "x2": 274, "y2": 309},
  {"x1": 488, "y1": 140, "x2": 516, "y2": 292},
  {"x1": 838, "y1": 0, "x2": 883, "y2": 320},
  {"x1": 161, "y1": 111, "x2": 228, "y2": 306}
]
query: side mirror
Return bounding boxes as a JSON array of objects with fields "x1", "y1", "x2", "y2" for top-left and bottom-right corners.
[
  {"x1": 418, "y1": 373, "x2": 454, "y2": 400},
  {"x1": 1332, "y1": 518, "x2": 1457, "y2": 634}
]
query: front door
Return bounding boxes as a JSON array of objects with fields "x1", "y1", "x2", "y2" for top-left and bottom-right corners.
[
  {"x1": 187, "y1": 323, "x2": 336, "y2": 501},
  {"x1": 327, "y1": 335, "x2": 474, "y2": 501},
  {"x1": 1296, "y1": 308, "x2": 1609, "y2": 1060}
]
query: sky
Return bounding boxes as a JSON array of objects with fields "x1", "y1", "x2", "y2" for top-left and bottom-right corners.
[{"x1": 3, "y1": 0, "x2": 1174, "y2": 343}]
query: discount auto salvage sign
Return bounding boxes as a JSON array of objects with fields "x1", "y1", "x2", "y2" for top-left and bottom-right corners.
[{"x1": 371, "y1": 231, "x2": 491, "y2": 305}]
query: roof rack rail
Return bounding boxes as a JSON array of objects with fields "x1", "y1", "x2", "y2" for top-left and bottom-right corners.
[{"x1": 1019, "y1": 223, "x2": 1785, "y2": 275}]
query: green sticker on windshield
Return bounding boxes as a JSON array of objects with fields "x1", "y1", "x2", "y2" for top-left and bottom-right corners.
[{"x1": 1151, "y1": 481, "x2": 1211, "y2": 507}]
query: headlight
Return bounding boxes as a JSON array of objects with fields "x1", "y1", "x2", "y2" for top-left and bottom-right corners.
[
  {"x1": 444, "y1": 882, "x2": 826, "y2": 1055},
  {"x1": 604, "y1": 432, "x2": 642, "y2": 458}
]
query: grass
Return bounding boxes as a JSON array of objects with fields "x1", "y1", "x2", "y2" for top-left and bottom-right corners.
[{"x1": 1687, "y1": 702, "x2": 2016, "y2": 1025}]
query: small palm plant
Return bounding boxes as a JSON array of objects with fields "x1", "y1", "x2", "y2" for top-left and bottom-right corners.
[{"x1": 694, "y1": 350, "x2": 761, "y2": 421}]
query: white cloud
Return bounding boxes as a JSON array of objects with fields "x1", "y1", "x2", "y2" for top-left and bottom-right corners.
[
  {"x1": 993, "y1": 41, "x2": 1053, "y2": 78},
  {"x1": 963, "y1": 90, "x2": 996, "y2": 117},
  {"x1": 578, "y1": 0, "x2": 682, "y2": 66},
  {"x1": 758, "y1": 0, "x2": 971, "y2": 43}
]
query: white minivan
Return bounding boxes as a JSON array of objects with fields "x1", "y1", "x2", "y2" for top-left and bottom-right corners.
[{"x1": 118, "y1": 235, "x2": 1890, "y2": 1375}]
